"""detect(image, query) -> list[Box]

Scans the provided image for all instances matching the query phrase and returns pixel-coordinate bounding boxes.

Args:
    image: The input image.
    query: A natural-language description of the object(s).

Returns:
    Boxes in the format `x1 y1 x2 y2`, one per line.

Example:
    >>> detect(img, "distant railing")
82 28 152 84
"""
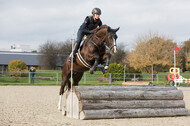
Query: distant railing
0 71 190 86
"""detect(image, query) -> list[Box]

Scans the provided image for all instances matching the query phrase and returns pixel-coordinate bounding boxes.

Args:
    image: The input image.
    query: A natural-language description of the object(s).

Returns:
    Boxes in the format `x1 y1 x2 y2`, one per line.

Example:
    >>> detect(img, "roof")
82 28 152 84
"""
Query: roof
0 51 40 66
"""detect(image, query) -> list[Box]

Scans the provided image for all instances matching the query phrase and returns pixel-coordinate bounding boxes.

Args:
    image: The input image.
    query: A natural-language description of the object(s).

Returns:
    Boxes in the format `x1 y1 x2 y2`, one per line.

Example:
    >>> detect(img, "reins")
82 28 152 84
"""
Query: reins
88 27 109 54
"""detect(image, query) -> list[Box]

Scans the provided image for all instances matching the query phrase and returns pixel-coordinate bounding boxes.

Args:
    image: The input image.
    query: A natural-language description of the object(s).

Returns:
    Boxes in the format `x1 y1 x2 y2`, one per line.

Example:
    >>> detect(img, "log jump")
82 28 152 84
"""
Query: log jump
62 86 188 120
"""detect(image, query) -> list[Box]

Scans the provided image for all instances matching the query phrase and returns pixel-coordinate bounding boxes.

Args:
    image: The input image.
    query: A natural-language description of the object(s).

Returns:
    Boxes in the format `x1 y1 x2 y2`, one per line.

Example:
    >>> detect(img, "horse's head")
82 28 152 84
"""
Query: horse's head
93 25 119 54
105 26 120 54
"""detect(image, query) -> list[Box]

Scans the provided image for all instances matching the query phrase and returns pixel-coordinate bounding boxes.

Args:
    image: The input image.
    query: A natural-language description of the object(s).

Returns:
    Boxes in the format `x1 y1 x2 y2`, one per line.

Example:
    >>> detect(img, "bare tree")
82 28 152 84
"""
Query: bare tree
38 40 72 69
38 41 59 69
110 43 127 64
56 39 72 66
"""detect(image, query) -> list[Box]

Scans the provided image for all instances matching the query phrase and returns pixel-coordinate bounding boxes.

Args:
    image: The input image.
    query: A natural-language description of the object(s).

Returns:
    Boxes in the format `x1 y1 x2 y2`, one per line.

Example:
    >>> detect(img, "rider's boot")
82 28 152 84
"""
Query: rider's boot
68 42 79 62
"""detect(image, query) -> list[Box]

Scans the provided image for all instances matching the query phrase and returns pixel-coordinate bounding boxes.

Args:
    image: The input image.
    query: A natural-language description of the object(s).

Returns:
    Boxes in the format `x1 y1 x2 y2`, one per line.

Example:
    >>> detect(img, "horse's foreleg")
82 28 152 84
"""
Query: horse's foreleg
104 58 110 72
103 53 111 72
90 60 98 74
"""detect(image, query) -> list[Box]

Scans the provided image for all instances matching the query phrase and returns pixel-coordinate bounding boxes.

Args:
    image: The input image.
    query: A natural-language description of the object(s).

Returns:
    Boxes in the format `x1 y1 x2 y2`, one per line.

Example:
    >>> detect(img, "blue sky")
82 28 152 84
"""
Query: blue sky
0 0 190 51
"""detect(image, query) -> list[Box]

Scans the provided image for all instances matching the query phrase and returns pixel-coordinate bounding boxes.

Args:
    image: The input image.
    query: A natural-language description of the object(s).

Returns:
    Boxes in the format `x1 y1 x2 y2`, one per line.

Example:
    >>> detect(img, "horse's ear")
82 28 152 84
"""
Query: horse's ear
114 27 120 32
107 26 111 32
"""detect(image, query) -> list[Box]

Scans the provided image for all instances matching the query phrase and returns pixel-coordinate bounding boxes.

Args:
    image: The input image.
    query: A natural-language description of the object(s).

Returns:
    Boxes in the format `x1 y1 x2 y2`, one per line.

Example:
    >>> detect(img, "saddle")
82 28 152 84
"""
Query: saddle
79 34 93 50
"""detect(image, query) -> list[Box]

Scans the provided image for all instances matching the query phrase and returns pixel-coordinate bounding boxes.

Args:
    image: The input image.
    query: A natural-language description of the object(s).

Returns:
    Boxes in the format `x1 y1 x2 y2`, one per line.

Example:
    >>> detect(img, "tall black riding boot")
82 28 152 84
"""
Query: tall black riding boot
68 42 80 62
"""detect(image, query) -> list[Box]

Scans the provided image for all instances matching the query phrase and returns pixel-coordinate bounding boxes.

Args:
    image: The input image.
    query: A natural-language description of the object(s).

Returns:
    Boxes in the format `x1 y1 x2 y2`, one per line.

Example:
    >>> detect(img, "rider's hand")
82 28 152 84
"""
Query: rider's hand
89 31 94 34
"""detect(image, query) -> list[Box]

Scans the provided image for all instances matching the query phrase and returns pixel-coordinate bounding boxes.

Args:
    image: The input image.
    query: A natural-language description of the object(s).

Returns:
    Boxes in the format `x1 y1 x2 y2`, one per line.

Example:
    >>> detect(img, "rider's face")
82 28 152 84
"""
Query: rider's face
94 14 100 20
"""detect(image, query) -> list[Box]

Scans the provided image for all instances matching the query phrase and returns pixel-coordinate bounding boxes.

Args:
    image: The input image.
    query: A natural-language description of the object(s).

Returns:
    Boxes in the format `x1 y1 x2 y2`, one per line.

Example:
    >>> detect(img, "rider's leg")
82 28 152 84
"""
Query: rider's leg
68 31 84 62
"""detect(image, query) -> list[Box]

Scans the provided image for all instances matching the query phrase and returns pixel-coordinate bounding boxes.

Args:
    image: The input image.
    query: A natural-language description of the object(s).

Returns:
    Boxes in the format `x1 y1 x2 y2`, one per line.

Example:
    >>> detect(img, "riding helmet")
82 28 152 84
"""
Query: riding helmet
92 8 101 15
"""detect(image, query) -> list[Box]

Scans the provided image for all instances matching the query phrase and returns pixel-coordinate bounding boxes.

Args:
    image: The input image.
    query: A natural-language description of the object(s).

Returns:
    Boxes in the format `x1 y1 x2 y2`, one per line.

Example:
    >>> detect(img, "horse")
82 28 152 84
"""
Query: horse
58 25 119 111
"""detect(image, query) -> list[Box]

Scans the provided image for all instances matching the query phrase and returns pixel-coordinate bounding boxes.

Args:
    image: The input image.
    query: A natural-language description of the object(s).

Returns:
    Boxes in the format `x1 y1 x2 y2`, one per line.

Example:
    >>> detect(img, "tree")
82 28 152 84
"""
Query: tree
127 33 178 73
57 40 72 66
39 41 59 69
181 39 190 71
38 40 72 69
110 43 127 64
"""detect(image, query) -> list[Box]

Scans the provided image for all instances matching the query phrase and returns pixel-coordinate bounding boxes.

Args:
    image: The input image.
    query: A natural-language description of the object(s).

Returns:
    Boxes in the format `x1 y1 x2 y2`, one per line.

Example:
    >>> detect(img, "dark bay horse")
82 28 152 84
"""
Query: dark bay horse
58 25 119 110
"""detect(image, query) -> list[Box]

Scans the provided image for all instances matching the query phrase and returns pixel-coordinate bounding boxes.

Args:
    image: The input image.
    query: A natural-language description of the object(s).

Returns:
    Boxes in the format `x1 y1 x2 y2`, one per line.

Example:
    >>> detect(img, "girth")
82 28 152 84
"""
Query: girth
76 49 92 69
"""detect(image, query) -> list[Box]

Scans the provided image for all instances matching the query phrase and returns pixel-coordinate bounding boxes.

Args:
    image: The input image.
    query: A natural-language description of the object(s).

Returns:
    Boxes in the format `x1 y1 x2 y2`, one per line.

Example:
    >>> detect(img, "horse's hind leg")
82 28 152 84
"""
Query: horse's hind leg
58 71 71 111
58 76 68 111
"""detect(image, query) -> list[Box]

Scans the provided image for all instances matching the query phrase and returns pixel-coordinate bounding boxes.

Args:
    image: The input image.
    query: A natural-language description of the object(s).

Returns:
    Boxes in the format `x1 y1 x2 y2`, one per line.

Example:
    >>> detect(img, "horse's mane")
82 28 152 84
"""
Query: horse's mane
83 25 108 47
93 25 108 33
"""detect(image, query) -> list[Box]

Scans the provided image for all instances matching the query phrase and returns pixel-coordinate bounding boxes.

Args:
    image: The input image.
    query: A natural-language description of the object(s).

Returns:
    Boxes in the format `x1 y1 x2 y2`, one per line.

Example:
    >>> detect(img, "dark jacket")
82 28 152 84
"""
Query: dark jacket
30 68 36 76
78 16 102 34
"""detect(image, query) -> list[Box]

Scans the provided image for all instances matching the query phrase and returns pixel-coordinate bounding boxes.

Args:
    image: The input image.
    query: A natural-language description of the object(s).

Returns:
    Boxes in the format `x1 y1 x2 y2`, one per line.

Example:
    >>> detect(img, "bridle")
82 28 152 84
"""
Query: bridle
104 35 117 55
91 27 117 54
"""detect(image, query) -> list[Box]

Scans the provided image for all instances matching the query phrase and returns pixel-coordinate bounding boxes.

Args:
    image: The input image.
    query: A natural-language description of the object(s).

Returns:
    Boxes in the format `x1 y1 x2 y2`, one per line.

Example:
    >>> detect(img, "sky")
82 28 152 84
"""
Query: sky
0 0 190 51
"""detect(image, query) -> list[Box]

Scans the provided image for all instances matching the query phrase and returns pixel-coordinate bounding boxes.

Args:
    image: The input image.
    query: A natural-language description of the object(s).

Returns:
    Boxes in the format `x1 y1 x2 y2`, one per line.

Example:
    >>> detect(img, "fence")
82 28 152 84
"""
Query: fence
0 71 190 86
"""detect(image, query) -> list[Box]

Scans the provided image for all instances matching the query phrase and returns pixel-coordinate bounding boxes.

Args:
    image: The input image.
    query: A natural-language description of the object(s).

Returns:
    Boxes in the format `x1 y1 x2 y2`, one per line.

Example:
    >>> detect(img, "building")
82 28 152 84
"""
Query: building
0 51 40 72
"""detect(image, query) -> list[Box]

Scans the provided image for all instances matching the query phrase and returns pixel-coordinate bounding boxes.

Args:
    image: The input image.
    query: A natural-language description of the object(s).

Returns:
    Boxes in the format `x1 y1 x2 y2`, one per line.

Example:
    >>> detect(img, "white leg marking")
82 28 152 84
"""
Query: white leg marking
113 38 117 53
104 65 109 70
58 95 62 111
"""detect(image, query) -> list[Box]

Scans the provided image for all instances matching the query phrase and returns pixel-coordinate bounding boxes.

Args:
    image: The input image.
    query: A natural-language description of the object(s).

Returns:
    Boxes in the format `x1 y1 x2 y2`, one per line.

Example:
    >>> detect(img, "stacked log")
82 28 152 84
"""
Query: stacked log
63 86 188 120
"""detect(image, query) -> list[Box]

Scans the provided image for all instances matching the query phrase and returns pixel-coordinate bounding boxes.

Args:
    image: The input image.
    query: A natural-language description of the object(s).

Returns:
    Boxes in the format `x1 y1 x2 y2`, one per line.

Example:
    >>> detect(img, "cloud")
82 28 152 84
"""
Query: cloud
0 0 190 51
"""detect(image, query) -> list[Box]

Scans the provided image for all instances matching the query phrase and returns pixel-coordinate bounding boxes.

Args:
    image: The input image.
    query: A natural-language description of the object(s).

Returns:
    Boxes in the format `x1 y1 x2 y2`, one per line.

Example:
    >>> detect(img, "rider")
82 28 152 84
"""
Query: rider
69 8 102 62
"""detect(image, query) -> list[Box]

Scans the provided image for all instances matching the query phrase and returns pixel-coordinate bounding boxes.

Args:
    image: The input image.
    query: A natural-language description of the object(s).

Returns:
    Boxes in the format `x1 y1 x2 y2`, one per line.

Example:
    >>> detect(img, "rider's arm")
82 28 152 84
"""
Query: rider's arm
98 19 102 27
79 17 92 34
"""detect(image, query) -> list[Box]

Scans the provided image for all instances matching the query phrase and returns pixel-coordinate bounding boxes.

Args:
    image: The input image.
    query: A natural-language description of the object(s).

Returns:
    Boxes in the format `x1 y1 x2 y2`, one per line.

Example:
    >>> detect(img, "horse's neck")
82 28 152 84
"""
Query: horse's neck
93 30 107 46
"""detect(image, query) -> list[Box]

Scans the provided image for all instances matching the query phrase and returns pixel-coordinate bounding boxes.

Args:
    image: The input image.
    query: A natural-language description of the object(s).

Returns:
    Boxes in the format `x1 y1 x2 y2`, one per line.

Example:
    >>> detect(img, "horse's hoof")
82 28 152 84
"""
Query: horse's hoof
58 108 62 112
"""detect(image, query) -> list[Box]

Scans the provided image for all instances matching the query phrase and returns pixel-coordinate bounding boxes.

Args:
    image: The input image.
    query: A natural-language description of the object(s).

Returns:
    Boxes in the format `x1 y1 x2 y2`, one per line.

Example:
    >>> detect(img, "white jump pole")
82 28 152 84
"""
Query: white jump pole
174 49 176 87
70 35 74 117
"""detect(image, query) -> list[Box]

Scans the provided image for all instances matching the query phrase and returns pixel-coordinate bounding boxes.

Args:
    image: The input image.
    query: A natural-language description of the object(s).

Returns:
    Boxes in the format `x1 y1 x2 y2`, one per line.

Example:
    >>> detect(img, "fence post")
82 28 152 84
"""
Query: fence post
124 64 126 82
134 74 136 82
109 73 111 84
29 72 30 84
157 74 158 84
84 73 86 84
57 72 59 85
